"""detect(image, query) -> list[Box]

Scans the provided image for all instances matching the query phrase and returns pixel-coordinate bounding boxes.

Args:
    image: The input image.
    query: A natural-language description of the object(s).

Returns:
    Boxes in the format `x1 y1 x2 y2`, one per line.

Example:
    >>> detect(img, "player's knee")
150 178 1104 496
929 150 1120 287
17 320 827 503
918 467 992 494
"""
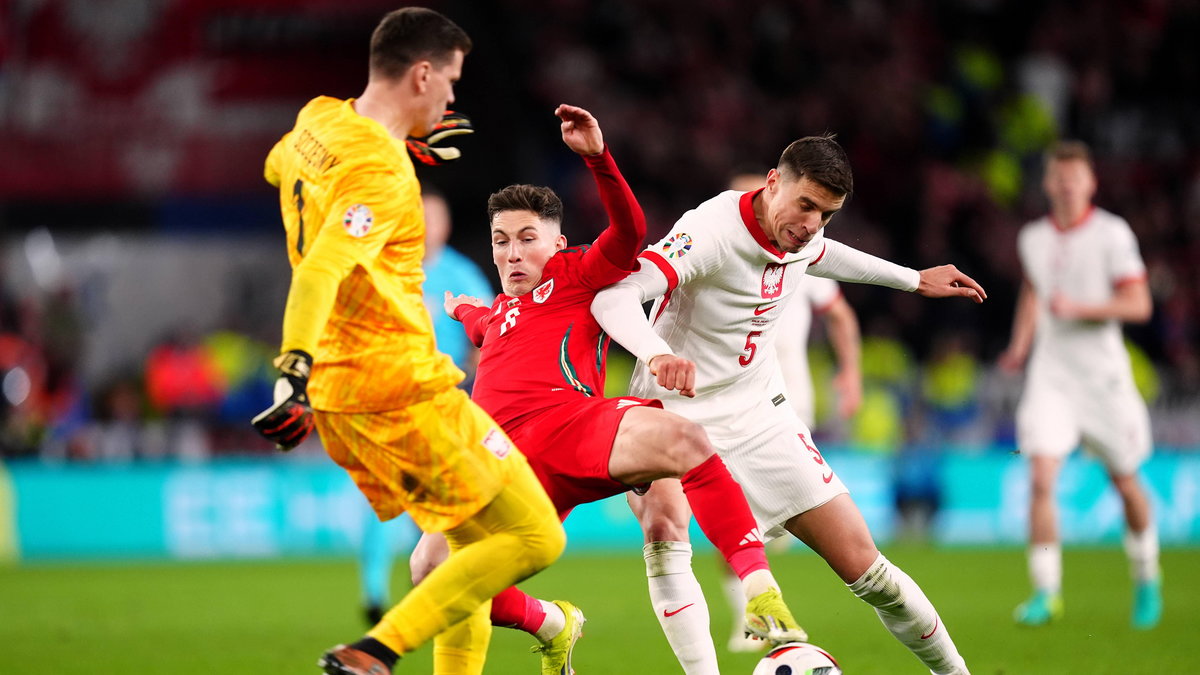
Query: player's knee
639 505 691 541
643 520 689 542
1109 472 1143 500
1030 474 1056 498
1108 470 1132 487
839 544 883 584
848 555 903 606
1029 457 1061 494
667 418 714 474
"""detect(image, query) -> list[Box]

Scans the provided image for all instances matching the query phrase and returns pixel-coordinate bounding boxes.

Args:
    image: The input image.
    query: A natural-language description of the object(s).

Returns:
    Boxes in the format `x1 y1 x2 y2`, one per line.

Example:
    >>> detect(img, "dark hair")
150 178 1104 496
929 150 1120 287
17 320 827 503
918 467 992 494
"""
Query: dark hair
1045 140 1093 169
777 134 854 197
487 184 563 225
369 8 472 80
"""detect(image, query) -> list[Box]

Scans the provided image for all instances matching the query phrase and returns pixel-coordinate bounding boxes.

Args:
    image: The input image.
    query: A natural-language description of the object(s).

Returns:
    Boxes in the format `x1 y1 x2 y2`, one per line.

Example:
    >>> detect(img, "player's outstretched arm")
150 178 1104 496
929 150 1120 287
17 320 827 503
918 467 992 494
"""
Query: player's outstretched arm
556 104 603 156
808 239 985 302
807 239 921 290
916 265 987 303
557 104 648 275
445 291 490 347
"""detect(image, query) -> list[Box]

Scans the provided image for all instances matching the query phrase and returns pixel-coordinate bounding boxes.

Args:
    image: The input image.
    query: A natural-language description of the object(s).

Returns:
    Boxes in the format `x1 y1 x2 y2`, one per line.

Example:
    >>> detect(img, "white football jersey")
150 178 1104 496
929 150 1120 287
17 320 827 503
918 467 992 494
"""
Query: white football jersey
776 276 842 425
1018 206 1147 382
628 189 828 438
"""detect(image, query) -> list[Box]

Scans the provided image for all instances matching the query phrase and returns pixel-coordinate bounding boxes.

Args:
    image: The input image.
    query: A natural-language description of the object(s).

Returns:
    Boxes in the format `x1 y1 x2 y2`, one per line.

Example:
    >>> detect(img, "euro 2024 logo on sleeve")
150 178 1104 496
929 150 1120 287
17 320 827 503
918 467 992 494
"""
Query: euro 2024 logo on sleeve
343 204 373 237
662 233 693 259
481 428 512 459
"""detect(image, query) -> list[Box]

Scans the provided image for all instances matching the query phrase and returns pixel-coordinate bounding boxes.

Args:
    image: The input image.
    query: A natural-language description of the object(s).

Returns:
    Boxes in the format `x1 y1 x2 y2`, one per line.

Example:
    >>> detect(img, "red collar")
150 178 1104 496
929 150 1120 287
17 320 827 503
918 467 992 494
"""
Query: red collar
739 189 786 260
1050 204 1095 232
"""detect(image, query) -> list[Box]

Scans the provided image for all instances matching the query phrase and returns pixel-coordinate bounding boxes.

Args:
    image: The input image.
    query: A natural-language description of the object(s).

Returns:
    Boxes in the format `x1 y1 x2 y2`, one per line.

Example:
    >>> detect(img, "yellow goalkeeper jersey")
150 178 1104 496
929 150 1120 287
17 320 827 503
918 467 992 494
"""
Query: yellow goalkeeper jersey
265 96 463 412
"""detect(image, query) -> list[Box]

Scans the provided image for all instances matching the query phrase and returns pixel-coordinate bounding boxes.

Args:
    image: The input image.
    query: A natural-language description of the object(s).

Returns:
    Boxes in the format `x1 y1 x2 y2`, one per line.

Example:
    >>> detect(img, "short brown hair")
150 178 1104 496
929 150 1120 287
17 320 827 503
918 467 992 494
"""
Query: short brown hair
487 185 563 225
369 8 472 80
777 134 854 197
1045 140 1093 169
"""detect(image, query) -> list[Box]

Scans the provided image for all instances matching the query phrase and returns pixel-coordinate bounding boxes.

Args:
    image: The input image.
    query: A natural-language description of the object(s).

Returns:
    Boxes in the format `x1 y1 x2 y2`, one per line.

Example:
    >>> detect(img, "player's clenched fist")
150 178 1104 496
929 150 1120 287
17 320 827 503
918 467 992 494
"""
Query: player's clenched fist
647 353 697 398
251 350 315 451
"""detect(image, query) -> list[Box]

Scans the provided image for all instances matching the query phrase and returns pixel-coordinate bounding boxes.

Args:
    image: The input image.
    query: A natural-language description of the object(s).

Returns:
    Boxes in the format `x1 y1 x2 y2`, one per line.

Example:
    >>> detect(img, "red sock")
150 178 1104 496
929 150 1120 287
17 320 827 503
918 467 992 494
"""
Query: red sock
490 586 547 634
680 454 769 579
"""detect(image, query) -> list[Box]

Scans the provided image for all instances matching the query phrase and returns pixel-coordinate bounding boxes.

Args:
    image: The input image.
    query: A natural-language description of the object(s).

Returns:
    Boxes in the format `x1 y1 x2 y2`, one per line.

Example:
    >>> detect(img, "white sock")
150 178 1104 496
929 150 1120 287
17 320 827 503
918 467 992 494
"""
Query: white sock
1123 526 1160 583
848 553 968 675
1028 543 1062 594
533 600 565 643
644 541 719 675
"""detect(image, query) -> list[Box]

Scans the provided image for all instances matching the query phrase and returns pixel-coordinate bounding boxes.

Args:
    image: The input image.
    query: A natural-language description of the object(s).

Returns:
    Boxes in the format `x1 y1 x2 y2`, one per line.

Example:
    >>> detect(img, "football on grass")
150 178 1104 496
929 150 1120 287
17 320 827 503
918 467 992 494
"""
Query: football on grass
751 642 842 675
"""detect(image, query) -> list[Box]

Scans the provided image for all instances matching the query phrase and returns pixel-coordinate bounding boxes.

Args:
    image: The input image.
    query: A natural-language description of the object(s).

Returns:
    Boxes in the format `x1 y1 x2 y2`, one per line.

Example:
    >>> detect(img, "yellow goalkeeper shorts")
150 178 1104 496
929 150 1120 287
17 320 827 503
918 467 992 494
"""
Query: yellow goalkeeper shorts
315 386 532 532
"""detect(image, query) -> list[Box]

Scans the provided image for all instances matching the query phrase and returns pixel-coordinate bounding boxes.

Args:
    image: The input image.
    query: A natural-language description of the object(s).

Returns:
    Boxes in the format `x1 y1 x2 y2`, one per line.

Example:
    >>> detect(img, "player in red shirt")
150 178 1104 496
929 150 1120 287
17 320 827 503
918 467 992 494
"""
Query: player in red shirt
411 104 806 675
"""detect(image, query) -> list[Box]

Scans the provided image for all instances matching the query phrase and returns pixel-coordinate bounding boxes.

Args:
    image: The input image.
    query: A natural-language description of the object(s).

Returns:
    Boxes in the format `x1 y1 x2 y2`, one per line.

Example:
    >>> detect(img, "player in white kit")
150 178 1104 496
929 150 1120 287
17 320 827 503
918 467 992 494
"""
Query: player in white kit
998 141 1161 630
719 173 864 653
591 135 980 675
726 174 863 427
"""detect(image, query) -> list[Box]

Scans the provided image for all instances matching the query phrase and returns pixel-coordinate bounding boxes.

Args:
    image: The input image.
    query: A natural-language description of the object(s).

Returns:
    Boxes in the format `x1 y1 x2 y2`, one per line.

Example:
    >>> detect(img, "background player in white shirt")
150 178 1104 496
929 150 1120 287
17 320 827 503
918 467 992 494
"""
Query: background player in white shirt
998 141 1161 630
776 276 862 423
592 135 981 675
720 173 864 653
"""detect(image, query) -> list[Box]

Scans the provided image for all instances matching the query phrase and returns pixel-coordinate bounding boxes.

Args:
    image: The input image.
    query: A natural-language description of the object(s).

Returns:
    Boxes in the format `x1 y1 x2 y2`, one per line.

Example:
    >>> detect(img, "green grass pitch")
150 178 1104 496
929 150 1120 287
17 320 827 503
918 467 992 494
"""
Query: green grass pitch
3 546 1197 673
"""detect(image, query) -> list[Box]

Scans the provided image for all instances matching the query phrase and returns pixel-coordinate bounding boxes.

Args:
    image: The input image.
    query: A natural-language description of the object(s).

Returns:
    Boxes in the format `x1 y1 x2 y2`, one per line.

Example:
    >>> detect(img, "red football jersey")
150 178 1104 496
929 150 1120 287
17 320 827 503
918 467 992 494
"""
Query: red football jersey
455 147 646 431
464 245 630 429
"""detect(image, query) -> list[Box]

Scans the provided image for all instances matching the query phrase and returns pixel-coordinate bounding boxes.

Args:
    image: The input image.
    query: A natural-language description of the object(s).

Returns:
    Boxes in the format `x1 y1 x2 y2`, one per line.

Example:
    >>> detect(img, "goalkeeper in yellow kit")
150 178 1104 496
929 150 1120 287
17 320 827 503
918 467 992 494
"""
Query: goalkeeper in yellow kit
251 8 564 675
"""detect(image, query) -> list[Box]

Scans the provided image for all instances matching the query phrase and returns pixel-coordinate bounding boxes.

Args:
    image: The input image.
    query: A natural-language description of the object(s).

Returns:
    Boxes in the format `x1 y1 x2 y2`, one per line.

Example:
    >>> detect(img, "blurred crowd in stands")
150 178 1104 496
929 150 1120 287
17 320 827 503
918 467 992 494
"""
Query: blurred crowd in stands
0 284 279 459
1 0 1198 461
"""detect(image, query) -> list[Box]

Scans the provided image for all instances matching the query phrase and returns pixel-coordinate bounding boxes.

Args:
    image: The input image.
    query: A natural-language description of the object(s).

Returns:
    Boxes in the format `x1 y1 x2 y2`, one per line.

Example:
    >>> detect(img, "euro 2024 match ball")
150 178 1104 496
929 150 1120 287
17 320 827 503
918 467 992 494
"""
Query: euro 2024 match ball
751 642 842 675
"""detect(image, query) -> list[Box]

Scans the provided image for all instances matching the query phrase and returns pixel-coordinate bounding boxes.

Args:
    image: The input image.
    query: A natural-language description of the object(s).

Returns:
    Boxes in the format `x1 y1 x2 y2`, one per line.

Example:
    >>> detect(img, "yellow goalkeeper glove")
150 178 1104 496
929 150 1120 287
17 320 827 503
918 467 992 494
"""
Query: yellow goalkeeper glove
251 350 315 451
406 110 473 165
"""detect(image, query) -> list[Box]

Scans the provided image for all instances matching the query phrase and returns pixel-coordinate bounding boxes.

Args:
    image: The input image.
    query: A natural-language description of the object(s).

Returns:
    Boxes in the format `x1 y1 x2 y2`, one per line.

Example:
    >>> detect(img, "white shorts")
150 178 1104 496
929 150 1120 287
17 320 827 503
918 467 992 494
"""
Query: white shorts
705 398 848 542
1016 371 1151 476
